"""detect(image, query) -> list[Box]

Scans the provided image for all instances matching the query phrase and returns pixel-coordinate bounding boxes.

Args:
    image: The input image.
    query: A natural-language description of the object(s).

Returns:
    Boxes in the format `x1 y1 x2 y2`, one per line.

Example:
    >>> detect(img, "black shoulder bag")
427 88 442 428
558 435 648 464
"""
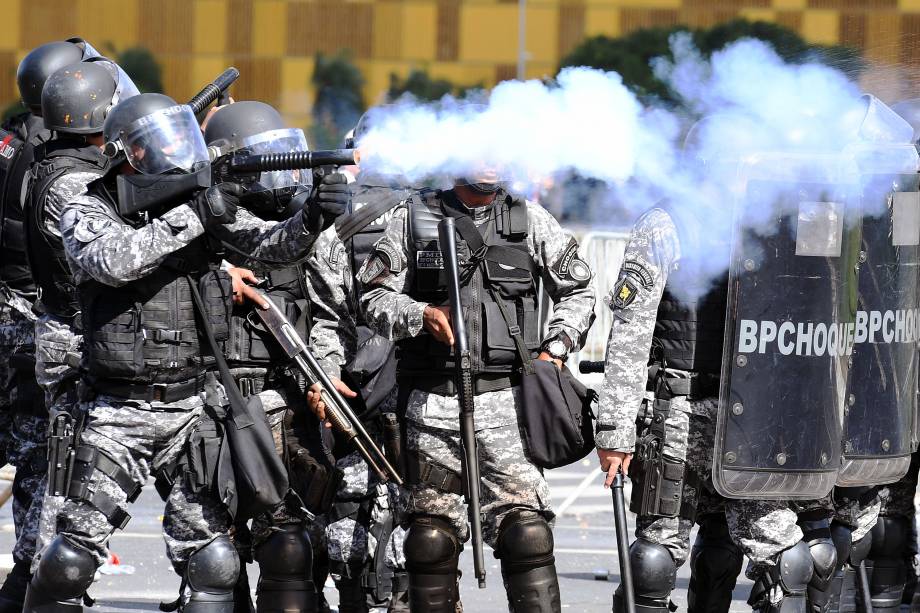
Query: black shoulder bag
186 272 290 521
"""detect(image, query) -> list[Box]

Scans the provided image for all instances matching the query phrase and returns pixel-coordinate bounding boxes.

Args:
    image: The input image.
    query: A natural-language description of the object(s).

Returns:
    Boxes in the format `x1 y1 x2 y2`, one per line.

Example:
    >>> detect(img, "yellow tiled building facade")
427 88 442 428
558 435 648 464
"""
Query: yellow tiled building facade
4 0 920 126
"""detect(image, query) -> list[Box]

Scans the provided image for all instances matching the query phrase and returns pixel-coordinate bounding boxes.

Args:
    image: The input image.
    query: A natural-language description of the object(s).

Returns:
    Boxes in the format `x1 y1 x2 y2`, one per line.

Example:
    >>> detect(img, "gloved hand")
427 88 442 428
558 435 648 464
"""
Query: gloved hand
305 171 350 233
194 182 241 228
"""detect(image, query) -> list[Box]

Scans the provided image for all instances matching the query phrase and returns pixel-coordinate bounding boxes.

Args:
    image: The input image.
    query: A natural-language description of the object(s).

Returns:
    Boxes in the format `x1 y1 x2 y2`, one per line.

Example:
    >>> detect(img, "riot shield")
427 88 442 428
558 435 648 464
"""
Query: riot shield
713 153 861 500
837 144 920 486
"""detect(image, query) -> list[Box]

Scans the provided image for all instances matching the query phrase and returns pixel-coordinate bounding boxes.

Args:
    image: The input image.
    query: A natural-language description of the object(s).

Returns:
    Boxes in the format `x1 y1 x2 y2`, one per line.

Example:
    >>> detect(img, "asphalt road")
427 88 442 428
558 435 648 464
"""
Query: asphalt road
0 456 756 612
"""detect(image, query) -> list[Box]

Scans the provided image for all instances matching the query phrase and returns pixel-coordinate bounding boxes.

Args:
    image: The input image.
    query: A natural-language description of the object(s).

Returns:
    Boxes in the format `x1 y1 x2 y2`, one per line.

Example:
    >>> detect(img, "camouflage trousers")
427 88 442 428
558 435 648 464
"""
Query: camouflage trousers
0 302 48 564
833 487 881 542
33 314 84 558
405 402 553 546
45 392 233 574
635 396 802 576
249 387 317 551
325 449 406 580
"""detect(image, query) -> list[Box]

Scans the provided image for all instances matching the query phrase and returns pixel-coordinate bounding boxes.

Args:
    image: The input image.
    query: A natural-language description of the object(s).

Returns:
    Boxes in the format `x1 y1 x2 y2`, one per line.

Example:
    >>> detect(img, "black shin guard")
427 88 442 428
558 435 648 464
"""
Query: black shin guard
868 517 911 613
23 536 97 613
183 536 240 613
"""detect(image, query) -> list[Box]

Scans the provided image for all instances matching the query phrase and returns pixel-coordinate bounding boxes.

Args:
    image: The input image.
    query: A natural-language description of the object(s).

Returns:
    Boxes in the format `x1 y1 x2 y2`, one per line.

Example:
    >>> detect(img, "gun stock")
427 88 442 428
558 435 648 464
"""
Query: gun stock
438 216 487 589
251 289 402 485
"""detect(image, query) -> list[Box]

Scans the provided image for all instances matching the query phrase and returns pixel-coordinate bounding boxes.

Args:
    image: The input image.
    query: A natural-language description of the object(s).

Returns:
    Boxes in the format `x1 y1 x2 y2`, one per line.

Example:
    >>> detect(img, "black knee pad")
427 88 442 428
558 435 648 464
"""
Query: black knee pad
631 540 678 598
30 536 96 601
495 510 555 574
256 525 313 581
184 535 240 613
255 525 316 613
404 516 461 575
749 541 813 612
871 517 911 559
689 514 743 613
404 517 461 613
495 511 560 613
829 521 853 572
801 519 836 589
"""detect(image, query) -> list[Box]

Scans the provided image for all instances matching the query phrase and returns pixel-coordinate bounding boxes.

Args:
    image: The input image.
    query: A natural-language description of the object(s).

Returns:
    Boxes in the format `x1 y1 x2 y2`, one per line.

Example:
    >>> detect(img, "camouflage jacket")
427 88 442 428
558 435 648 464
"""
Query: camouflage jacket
596 207 683 452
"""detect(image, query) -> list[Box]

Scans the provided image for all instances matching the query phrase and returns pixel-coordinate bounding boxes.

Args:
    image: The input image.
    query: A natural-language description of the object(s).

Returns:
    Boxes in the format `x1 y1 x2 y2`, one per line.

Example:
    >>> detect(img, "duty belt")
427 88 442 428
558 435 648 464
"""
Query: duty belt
647 366 718 400
401 373 519 396
92 375 207 403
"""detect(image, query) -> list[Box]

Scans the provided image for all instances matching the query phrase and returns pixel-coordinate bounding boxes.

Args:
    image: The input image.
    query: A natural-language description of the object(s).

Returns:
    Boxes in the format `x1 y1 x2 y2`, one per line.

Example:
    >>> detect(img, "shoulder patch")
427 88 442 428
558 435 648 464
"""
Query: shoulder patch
612 277 638 309
621 260 653 289
553 237 591 282
377 239 405 274
358 256 387 286
327 240 346 267
72 215 113 243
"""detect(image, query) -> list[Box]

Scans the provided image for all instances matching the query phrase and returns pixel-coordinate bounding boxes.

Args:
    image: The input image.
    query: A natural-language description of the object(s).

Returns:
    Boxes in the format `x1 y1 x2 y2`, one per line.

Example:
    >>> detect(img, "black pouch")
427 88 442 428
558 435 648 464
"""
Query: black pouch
10 350 45 416
518 359 597 469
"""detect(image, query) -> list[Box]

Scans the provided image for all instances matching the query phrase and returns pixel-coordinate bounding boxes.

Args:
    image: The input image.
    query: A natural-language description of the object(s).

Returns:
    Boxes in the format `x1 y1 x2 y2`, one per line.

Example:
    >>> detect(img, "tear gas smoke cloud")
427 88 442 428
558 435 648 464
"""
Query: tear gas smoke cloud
357 33 919 297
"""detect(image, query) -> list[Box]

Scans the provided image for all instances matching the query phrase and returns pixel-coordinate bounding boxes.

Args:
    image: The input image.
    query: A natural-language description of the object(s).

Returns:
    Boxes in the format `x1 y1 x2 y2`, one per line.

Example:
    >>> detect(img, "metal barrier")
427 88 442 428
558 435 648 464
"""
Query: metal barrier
571 230 629 366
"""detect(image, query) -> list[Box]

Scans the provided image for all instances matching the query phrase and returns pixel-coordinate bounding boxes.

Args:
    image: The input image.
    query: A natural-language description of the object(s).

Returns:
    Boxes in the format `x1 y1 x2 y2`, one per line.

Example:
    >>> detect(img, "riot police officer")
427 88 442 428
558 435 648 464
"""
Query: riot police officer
203 100 353 613
23 92 326 613
349 168 596 612
0 38 102 612
321 109 413 613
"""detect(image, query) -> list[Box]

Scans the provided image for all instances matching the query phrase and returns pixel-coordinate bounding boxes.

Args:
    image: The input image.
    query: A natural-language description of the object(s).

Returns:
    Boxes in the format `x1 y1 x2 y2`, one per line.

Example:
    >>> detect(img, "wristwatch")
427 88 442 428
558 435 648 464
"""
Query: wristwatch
542 338 569 361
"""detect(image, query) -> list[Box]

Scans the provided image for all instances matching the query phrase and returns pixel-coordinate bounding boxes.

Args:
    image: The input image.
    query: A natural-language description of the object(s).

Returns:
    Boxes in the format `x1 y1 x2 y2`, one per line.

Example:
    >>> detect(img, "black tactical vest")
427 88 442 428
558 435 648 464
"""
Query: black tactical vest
25 138 108 318
225 264 311 367
651 206 729 375
399 190 541 377
344 182 409 280
78 180 233 385
0 113 50 296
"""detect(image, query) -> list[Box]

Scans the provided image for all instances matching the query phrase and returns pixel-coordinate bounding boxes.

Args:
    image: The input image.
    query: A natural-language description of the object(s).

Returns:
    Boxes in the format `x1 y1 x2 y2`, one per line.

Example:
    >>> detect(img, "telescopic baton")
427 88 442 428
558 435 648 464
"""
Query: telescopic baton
187 67 240 115
613 470 636 613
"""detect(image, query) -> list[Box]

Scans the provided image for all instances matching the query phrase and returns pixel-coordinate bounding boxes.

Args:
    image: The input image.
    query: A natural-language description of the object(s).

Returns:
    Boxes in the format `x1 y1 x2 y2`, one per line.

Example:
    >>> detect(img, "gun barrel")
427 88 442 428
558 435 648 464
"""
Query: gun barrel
230 149 357 174
187 67 240 115
292 351 403 485
612 472 636 613
579 360 605 374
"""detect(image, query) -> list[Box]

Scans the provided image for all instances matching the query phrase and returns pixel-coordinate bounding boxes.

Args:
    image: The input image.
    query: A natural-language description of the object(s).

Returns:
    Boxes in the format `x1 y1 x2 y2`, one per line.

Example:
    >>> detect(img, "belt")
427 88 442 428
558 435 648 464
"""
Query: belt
92 375 206 403
647 367 719 400
402 373 518 396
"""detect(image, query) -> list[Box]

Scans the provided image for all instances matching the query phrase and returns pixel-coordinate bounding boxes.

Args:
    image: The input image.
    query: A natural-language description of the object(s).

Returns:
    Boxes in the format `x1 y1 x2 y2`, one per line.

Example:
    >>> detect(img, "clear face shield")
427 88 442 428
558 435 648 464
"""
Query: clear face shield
118 105 210 175
227 128 313 193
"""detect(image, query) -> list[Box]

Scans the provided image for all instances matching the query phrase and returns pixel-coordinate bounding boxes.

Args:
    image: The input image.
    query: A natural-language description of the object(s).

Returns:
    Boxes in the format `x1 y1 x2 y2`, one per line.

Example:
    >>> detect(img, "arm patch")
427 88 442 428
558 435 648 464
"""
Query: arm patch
553 237 591 282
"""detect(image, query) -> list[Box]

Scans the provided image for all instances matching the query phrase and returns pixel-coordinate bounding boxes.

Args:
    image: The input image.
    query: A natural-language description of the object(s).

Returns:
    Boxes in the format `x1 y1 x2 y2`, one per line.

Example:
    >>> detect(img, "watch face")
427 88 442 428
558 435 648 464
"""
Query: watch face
549 340 566 358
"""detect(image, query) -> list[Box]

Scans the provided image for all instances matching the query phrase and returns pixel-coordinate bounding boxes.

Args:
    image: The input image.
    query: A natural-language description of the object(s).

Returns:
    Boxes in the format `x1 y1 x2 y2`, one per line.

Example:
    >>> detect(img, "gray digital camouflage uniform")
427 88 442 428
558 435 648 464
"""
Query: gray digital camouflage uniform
41 191 319 574
307 227 407 603
595 207 802 578
359 197 596 546
245 227 356 551
32 169 103 557
0 285 45 564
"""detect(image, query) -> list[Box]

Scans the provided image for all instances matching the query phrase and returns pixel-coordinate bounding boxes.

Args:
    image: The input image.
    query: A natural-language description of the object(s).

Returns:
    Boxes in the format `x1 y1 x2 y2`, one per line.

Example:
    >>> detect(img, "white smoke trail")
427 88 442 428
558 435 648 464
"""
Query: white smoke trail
357 33 918 296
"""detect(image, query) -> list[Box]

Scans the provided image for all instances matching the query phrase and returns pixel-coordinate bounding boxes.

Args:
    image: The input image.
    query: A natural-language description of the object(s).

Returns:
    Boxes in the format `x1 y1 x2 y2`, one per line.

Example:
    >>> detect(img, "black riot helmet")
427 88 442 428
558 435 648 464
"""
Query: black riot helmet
103 93 209 175
205 100 312 218
17 38 100 115
41 59 139 135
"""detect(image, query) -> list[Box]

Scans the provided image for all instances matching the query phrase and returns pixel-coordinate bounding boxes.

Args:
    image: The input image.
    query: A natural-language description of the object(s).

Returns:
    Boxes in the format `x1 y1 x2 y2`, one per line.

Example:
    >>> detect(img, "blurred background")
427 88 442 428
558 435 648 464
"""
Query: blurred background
1 0 914 149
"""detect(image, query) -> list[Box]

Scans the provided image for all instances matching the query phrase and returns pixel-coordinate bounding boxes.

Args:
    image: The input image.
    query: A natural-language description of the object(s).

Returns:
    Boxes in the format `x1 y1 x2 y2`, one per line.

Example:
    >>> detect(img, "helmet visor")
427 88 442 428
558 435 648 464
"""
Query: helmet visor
239 128 312 192
121 105 209 175
86 58 140 105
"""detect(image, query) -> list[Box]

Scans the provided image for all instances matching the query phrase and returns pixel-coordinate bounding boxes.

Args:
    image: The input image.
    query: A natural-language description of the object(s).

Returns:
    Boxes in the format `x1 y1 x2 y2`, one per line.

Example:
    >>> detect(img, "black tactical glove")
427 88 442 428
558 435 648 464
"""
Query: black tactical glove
193 182 241 228
305 171 350 233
